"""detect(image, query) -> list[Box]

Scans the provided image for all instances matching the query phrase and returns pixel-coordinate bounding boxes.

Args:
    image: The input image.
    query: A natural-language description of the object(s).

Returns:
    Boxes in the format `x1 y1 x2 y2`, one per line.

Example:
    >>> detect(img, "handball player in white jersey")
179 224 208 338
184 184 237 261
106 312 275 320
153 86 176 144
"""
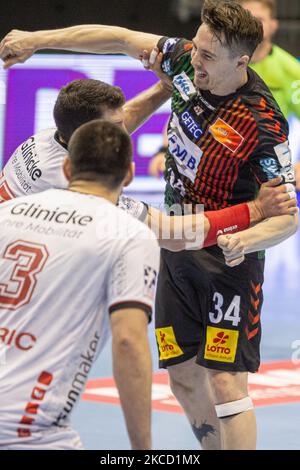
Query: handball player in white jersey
0 77 172 201
0 119 159 450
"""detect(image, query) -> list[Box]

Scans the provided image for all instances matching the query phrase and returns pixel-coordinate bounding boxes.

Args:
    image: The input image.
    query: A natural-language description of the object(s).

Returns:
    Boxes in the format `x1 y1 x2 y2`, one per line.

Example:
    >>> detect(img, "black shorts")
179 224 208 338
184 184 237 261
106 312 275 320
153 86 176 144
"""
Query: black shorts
155 246 265 373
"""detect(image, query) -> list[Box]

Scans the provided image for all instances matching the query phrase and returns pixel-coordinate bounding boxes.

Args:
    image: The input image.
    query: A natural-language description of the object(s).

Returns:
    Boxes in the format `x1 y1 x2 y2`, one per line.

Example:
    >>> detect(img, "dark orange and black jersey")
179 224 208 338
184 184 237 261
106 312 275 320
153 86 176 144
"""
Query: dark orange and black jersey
158 37 295 211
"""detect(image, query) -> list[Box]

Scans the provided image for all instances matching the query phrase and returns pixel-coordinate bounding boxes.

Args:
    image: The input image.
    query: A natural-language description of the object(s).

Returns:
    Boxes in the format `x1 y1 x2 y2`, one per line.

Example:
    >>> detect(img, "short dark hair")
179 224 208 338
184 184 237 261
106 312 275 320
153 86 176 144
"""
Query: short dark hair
201 0 264 58
68 119 132 190
54 79 125 143
237 0 277 18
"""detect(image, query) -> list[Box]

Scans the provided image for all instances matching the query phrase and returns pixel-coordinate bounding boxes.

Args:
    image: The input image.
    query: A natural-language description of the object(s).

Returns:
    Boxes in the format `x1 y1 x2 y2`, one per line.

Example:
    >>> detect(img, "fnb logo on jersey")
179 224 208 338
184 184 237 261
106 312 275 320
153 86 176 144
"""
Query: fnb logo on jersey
209 118 244 153
155 327 184 360
204 326 239 363
168 114 203 183
173 72 196 102
18 371 53 438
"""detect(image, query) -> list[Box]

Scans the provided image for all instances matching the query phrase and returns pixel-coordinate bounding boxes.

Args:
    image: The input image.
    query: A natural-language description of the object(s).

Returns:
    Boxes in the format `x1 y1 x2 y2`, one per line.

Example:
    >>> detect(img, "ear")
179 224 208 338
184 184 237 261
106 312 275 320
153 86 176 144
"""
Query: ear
63 156 72 182
270 18 278 36
237 55 250 70
123 162 135 188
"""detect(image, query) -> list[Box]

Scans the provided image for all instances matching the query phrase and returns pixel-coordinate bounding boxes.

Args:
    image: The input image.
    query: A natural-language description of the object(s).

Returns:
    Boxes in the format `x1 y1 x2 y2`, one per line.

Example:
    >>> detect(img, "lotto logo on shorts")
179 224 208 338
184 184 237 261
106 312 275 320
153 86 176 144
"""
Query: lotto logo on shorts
204 327 239 363
155 327 184 360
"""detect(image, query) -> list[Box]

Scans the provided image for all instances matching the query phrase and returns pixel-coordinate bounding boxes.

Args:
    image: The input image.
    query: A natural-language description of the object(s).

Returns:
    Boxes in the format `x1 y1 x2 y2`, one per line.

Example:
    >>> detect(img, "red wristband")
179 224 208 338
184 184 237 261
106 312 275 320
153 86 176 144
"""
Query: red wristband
203 203 250 248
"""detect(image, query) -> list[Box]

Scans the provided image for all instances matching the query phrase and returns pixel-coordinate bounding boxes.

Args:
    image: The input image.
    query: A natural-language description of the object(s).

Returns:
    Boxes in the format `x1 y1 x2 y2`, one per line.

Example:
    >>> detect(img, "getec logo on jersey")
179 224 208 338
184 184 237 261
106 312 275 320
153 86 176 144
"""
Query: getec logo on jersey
204 326 239 363
209 118 244 153
179 111 203 140
155 326 184 360
173 72 196 102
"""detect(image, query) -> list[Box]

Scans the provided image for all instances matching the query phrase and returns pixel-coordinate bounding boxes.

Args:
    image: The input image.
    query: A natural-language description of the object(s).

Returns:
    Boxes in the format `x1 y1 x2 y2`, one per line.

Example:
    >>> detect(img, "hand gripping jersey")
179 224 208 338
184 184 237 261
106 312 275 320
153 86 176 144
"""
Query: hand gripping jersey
0 189 159 448
1 128 68 201
158 37 295 211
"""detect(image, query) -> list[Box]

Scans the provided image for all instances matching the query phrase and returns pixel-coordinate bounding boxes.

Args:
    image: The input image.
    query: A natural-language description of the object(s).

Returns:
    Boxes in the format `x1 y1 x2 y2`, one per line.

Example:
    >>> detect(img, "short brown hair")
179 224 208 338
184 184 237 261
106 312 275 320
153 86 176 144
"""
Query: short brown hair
201 0 264 57
68 120 132 190
237 0 277 18
54 79 125 143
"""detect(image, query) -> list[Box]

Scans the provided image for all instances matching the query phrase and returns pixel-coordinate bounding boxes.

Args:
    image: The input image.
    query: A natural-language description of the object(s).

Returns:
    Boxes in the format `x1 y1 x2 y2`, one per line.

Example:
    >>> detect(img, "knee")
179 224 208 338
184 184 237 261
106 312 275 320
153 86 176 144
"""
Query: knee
209 371 247 404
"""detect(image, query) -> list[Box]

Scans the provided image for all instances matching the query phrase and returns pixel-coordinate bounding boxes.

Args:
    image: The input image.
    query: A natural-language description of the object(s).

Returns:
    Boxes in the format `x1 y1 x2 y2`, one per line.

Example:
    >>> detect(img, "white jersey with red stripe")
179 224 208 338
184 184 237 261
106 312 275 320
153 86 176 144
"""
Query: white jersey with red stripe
1 128 68 202
0 188 159 448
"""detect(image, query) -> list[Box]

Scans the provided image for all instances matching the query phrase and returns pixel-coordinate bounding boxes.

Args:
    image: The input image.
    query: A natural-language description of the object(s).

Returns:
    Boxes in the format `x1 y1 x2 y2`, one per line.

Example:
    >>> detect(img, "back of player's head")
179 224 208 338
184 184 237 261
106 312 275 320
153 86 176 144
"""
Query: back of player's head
54 79 125 144
68 119 132 190
201 0 264 58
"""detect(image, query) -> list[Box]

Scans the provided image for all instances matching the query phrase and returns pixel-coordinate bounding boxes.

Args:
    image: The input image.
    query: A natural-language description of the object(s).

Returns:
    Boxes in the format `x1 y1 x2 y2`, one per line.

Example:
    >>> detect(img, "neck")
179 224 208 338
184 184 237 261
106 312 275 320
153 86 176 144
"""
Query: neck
68 180 120 205
210 70 248 96
251 40 273 63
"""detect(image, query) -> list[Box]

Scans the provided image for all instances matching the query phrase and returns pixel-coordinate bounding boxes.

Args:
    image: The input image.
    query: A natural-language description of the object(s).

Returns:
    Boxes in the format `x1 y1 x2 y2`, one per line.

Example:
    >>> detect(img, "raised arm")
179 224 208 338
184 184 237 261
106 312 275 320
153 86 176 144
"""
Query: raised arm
0 26 162 68
124 52 172 133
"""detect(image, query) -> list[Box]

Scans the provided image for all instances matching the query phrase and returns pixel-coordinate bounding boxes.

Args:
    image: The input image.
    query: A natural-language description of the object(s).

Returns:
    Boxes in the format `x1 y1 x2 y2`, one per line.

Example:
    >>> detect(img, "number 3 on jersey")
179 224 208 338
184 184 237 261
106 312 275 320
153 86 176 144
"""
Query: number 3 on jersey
209 292 241 327
0 241 49 310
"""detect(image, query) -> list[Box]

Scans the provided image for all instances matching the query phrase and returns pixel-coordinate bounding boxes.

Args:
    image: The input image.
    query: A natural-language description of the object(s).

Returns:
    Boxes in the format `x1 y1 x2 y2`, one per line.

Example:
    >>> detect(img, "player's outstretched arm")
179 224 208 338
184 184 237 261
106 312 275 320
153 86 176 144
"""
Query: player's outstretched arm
124 52 172 134
0 26 161 68
145 177 297 251
118 177 297 251
111 308 152 450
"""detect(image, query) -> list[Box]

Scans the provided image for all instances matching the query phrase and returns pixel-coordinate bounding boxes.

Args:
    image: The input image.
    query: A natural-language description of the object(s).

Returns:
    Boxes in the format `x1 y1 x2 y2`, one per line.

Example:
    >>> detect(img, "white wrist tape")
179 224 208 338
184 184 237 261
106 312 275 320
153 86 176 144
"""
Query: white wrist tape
118 195 148 223
149 49 159 65
215 396 254 419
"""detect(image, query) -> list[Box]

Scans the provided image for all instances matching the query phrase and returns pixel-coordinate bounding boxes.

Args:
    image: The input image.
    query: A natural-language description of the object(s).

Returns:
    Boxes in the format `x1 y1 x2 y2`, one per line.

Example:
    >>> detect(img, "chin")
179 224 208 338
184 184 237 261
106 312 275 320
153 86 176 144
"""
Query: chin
194 76 210 90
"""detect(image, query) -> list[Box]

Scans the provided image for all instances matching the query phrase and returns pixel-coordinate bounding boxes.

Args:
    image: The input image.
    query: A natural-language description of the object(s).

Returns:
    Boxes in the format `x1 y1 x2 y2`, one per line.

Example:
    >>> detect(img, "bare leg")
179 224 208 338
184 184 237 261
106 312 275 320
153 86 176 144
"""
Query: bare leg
208 369 256 450
168 357 221 450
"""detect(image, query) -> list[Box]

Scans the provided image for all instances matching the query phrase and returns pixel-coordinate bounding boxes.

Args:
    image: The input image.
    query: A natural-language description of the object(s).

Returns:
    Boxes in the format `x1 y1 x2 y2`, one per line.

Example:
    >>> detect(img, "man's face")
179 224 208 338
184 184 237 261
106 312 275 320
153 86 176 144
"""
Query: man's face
101 106 126 131
242 1 277 42
191 23 244 92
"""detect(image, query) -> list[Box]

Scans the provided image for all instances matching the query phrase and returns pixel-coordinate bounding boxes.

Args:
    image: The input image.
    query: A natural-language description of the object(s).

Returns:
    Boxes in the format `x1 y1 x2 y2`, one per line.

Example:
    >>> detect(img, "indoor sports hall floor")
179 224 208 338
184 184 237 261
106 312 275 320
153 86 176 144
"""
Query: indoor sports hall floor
71 188 300 450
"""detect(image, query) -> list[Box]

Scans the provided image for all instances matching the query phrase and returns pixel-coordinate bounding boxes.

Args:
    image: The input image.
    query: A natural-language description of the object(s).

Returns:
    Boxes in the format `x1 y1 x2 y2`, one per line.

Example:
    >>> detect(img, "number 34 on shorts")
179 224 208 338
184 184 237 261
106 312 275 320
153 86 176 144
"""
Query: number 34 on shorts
204 292 241 363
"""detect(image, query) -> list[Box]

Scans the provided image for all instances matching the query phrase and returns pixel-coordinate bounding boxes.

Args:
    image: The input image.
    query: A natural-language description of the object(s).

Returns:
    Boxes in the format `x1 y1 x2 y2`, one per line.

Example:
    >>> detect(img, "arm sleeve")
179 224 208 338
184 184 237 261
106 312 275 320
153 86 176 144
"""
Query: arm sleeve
249 115 295 185
157 36 193 77
107 234 160 322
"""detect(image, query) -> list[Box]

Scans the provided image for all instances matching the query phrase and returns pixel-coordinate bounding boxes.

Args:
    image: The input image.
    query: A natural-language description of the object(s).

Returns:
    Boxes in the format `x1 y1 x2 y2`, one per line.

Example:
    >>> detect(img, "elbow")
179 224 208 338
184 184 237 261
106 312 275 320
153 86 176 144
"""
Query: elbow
113 333 146 356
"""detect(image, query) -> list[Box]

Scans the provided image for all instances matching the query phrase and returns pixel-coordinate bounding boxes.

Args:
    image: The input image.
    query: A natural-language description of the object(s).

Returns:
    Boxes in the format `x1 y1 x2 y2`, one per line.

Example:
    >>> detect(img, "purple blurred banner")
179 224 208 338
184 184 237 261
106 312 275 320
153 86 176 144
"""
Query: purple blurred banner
2 57 170 176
